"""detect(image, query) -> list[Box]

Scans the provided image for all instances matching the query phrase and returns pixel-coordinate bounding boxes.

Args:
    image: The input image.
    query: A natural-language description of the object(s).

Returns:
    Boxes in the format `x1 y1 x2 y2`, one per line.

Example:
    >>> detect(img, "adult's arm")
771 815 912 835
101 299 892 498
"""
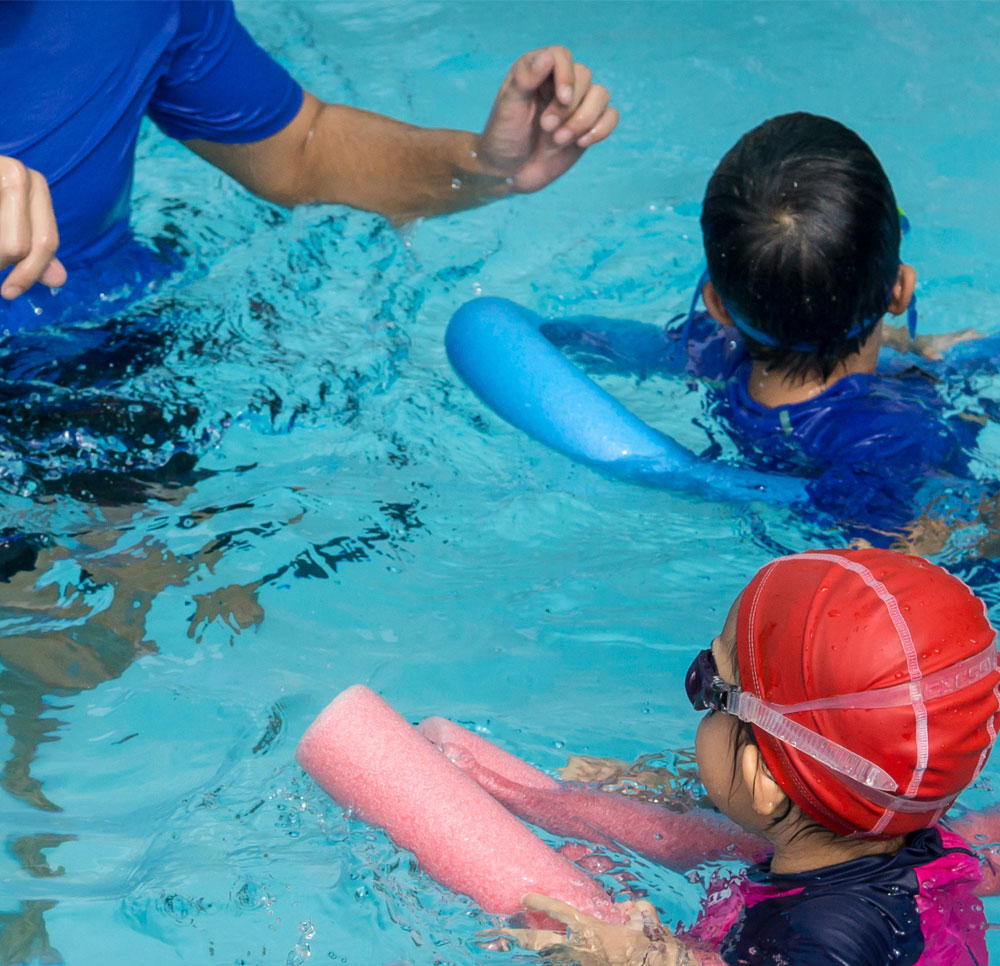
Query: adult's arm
183 46 618 222
0 156 66 300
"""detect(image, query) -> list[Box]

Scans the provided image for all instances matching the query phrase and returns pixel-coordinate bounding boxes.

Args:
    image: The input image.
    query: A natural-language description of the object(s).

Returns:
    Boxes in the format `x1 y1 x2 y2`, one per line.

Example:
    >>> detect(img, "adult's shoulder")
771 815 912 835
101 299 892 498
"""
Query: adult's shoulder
149 0 302 145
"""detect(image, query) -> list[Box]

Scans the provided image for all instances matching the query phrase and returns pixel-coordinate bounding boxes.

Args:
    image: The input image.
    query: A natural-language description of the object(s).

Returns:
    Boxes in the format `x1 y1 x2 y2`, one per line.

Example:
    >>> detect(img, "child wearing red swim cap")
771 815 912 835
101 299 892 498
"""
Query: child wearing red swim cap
471 549 1000 964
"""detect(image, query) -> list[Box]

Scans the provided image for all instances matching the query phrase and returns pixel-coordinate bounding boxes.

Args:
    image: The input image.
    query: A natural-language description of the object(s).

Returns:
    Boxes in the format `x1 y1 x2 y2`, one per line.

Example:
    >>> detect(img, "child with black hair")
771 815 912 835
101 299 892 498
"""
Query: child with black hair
483 112 986 547
699 111 916 390
684 112 977 546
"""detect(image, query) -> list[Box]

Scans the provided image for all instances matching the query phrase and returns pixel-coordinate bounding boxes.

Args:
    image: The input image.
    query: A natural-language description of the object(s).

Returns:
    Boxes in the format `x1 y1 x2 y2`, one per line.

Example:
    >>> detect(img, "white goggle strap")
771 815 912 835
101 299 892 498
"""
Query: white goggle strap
733 645 1000 799
730 691 899 793
766 645 998 716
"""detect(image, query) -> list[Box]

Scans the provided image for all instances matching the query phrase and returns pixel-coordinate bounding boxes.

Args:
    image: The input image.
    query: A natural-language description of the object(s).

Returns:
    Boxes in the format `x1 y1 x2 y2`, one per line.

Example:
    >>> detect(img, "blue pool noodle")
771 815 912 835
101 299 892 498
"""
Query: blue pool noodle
446 297 808 505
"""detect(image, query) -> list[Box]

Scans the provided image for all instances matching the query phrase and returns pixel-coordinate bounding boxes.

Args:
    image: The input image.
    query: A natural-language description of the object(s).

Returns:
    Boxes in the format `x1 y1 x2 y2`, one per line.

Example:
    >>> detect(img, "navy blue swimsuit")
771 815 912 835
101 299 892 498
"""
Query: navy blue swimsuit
701 828 986 966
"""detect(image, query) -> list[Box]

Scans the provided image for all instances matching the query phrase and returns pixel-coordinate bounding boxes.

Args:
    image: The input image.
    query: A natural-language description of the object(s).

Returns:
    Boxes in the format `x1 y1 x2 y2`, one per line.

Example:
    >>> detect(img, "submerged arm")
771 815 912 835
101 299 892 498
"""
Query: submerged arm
540 309 739 381
540 315 683 378
881 324 981 361
504 894 723 966
467 760 765 869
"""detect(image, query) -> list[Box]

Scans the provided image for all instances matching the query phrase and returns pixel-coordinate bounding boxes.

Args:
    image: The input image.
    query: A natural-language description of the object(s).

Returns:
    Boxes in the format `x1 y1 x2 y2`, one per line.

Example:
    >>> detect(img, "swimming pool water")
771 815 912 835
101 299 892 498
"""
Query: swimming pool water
2 2 1000 963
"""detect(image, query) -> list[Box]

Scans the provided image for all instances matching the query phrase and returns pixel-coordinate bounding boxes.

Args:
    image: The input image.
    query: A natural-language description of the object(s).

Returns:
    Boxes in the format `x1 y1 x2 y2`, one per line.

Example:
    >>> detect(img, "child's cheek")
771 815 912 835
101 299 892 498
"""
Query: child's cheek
695 712 741 815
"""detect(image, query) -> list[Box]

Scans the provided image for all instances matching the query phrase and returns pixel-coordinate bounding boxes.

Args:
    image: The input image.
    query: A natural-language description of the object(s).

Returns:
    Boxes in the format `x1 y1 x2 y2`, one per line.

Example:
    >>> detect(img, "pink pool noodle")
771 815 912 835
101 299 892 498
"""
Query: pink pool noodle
418 721 1000 893
296 685 625 921
417 716 561 790
419 717 766 869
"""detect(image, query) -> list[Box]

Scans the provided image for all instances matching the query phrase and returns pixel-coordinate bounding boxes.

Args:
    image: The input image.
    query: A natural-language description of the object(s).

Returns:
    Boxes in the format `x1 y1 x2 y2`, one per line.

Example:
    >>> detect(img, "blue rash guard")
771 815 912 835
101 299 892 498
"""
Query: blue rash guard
543 311 981 544
683 313 981 543
0 0 303 335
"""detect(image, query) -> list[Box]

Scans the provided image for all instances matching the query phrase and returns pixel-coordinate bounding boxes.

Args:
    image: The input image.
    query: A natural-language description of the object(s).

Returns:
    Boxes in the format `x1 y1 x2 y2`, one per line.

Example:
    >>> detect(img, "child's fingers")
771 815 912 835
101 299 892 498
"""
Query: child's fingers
629 899 662 922
521 892 602 930
498 926 567 952
39 255 67 289
473 932 512 953
0 162 63 299
627 898 673 938
0 157 32 272
915 327 981 360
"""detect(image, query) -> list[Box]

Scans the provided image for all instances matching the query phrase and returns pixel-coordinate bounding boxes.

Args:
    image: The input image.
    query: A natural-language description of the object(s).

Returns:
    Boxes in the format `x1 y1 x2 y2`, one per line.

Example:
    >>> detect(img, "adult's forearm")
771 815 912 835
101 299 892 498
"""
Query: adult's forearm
188 93 512 222
294 101 513 220
188 44 617 223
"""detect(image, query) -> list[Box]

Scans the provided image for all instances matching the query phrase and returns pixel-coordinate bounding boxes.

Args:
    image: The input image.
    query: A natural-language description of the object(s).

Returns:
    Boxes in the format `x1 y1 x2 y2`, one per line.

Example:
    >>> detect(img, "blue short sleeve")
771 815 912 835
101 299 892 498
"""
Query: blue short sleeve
148 0 303 144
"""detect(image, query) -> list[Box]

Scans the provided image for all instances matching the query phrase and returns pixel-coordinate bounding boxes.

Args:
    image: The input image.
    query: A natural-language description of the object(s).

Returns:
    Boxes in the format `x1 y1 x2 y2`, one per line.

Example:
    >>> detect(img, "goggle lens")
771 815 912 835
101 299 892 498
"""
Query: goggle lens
685 648 719 711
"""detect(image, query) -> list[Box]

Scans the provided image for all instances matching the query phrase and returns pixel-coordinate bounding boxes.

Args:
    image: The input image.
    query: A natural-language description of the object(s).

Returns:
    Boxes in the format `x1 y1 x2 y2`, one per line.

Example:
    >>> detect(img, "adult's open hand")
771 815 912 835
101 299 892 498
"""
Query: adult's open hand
0 156 66 300
477 46 619 194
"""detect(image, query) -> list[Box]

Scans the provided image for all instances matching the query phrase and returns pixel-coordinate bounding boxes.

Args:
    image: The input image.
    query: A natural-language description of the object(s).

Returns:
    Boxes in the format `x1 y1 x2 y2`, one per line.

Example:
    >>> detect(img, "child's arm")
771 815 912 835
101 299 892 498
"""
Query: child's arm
501 894 723 966
540 311 739 382
419 717 766 869
469 758 766 868
539 315 685 378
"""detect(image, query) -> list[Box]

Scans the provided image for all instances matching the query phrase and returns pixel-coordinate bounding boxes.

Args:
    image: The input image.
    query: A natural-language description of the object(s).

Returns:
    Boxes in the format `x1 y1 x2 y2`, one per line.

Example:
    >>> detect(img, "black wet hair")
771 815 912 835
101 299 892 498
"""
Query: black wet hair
701 112 902 382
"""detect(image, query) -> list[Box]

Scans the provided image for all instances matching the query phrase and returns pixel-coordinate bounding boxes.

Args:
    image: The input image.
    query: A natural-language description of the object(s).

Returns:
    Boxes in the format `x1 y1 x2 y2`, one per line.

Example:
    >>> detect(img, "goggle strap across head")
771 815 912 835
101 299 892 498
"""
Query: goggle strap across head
766 645 998 715
729 690 898 793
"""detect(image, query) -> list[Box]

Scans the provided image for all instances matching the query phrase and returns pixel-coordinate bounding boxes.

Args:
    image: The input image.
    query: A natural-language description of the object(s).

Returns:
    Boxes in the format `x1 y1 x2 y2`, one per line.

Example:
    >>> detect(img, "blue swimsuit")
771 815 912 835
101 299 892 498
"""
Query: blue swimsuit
0 0 302 334
544 311 981 544
684 314 980 543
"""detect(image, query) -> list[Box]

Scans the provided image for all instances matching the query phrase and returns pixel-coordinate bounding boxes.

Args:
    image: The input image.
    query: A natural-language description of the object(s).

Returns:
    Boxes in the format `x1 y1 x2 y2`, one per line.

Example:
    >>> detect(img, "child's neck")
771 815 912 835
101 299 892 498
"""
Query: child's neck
768 830 905 876
746 323 882 409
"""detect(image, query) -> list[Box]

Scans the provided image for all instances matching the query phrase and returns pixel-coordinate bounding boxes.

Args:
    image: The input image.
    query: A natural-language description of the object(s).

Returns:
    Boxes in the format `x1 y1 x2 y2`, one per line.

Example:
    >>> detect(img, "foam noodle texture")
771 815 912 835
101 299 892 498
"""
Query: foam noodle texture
446 297 808 505
417 716 560 791
419 717 766 869
296 685 623 920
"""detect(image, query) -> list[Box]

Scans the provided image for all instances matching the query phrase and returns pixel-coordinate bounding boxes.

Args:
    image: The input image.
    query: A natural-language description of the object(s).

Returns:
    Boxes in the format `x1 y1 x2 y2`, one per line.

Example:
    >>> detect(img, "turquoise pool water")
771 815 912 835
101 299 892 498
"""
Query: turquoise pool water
2 1 1000 963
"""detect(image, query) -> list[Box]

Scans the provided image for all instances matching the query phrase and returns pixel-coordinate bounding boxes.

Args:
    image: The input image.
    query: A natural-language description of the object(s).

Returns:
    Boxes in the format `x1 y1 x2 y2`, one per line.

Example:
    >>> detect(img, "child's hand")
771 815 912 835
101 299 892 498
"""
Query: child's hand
913 329 980 360
499 893 690 966
881 324 980 360
557 755 631 783
557 753 687 806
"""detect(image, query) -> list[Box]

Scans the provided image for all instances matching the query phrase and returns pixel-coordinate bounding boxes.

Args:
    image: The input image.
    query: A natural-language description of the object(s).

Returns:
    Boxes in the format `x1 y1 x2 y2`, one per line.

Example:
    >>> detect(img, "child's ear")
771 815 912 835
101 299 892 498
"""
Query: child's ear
886 264 917 316
740 744 788 818
702 281 735 327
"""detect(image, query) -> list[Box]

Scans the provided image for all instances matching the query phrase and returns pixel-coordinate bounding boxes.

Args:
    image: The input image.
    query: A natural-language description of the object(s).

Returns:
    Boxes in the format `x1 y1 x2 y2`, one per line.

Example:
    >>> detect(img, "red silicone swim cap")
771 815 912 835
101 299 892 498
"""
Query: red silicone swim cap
738 548 1000 837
